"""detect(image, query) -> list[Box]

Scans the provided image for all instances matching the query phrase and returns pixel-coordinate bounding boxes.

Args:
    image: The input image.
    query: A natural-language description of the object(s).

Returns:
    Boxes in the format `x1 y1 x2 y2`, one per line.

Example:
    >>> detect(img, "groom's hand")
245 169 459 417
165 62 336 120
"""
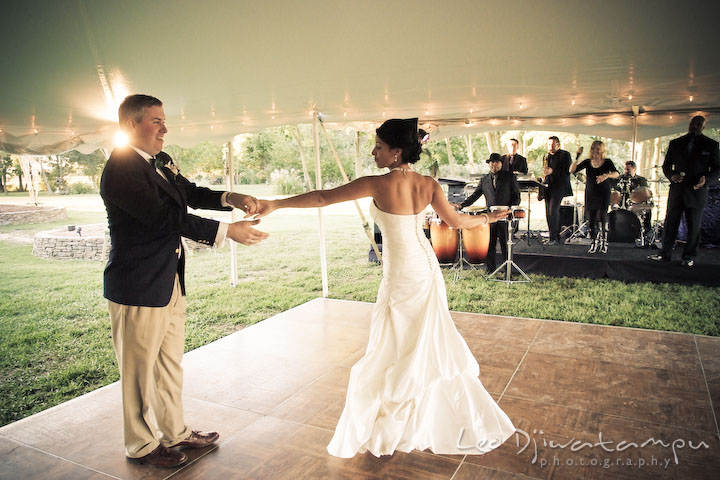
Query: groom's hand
227 193 259 215
227 219 268 246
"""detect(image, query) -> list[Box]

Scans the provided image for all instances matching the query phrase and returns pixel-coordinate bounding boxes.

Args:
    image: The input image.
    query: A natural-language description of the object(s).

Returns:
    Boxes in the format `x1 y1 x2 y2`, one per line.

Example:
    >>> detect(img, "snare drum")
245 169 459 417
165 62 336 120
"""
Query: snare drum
610 190 622 207
462 210 490 263
429 214 458 263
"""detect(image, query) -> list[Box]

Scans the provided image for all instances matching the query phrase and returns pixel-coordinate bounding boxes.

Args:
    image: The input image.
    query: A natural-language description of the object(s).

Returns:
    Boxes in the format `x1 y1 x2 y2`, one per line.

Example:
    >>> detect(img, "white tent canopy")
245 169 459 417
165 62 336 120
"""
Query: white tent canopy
2 0 720 155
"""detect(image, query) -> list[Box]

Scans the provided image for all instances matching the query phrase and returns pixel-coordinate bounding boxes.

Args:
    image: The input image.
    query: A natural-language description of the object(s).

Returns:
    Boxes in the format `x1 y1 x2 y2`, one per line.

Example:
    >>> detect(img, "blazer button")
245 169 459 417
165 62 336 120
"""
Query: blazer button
175 248 180 254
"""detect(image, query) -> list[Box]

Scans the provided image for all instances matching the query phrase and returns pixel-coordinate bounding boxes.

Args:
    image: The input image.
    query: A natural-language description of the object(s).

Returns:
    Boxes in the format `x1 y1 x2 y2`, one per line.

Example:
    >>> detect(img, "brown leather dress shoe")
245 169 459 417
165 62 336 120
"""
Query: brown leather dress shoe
173 430 220 449
127 444 188 468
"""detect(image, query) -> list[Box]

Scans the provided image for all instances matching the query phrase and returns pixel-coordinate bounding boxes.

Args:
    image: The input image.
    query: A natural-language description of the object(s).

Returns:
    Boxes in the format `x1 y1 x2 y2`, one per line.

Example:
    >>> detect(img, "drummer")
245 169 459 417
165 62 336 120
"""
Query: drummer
619 160 649 190
619 160 652 234
451 153 520 273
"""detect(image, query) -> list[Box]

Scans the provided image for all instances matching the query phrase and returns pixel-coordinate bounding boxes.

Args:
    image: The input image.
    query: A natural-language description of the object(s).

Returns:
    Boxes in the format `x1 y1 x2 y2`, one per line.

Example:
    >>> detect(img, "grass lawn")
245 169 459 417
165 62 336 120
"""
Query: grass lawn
1 192 719 427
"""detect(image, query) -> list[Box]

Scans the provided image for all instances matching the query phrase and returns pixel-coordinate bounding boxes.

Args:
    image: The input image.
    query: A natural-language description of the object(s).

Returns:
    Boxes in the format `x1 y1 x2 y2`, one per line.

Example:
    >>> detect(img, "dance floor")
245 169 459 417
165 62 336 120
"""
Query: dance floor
1 298 718 479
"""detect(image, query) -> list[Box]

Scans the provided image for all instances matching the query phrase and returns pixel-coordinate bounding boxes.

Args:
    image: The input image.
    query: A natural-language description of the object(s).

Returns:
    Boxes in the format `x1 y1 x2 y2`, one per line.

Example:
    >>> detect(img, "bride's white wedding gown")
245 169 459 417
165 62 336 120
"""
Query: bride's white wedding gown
327 202 515 458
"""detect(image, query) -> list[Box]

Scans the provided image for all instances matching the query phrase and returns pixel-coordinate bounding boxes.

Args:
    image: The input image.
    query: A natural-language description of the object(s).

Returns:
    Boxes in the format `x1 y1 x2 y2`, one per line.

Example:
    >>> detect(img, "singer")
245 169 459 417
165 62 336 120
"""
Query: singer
649 116 720 267
541 136 573 245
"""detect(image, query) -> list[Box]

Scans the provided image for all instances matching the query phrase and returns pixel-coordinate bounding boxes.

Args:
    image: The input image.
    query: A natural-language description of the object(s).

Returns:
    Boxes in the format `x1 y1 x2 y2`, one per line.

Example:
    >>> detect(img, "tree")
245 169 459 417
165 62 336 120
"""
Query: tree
0 153 12 193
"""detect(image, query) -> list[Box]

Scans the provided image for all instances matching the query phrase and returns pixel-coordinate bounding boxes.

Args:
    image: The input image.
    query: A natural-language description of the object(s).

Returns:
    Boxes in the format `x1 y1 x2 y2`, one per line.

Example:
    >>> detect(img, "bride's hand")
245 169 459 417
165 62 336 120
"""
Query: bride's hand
253 199 277 218
487 209 511 223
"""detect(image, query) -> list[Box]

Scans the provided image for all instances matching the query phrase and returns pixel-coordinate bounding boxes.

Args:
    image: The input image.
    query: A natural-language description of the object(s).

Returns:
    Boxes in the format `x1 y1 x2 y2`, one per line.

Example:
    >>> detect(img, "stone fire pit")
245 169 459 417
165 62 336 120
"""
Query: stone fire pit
33 224 109 261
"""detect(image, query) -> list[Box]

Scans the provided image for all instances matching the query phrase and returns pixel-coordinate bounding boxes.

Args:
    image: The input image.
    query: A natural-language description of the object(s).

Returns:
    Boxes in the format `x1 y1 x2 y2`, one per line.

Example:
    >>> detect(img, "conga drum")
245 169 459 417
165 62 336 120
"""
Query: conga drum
430 214 458 263
462 207 492 264
511 206 526 219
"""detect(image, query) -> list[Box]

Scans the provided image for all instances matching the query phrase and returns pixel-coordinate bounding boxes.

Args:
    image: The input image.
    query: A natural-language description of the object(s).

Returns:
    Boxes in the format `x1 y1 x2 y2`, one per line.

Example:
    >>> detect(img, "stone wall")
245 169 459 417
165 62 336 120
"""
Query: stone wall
32 225 109 261
0 205 67 225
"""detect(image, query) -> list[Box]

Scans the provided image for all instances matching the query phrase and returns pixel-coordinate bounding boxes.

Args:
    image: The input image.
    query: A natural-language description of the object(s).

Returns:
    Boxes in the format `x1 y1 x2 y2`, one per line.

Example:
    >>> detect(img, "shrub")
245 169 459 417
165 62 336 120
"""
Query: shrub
69 182 96 194
270 168 304 194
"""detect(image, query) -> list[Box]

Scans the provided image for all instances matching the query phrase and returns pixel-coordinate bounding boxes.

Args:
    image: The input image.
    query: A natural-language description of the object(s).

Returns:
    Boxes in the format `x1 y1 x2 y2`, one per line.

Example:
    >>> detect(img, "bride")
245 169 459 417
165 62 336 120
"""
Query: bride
256 118 515 458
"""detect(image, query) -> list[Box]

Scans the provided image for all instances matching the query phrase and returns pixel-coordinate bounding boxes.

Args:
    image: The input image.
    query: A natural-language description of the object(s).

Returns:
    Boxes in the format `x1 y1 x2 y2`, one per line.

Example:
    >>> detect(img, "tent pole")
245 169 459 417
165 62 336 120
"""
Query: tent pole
289 126 313 191
319 121 382 263
445 137 456 176
354 130 362 179
226 141 238 287
465 135 475 173
631 105 639 164
313 113 329 297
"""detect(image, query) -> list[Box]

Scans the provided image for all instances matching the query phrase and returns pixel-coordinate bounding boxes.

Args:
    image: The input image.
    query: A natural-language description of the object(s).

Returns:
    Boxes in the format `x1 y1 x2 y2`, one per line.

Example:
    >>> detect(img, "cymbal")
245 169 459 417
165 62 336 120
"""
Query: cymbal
648 178 669 183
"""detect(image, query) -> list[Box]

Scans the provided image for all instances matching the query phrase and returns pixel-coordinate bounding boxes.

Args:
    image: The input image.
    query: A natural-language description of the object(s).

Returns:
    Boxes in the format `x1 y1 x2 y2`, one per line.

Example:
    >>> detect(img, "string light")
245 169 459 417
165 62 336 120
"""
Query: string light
571 99 575 106
382 111 386 117
689 95 694 102
343 112 347 117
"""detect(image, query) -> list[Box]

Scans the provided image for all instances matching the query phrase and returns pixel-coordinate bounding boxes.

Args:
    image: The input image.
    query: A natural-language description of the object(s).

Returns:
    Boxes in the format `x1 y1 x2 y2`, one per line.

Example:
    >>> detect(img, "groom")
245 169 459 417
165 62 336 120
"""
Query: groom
100 94 268 468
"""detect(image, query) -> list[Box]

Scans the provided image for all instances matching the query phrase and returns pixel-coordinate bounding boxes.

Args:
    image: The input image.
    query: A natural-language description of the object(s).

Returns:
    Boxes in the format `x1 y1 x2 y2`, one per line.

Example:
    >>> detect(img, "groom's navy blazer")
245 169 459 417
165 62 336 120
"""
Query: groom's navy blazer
100 148 230 307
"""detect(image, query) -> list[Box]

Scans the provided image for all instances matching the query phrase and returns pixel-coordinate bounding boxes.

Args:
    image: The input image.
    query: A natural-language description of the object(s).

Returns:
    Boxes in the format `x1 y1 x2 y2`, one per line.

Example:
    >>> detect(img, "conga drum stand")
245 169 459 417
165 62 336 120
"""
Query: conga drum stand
449 229 477 283
487 218 531 285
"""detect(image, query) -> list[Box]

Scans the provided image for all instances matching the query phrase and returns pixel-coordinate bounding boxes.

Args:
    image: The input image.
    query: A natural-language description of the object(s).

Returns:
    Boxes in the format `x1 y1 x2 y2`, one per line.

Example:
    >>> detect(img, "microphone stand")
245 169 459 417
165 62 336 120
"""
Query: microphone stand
564 173 588 243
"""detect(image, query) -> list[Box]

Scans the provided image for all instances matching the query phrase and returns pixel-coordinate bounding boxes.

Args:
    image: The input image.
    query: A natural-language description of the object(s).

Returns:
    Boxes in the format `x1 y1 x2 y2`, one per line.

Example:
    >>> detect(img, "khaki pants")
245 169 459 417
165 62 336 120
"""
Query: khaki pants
109 275 190 458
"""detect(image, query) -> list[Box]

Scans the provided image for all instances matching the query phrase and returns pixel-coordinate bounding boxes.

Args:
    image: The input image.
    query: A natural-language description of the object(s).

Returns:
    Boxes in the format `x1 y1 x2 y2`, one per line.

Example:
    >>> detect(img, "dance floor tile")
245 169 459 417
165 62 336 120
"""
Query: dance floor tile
467 396 720 480
2 298 718 480
453 462 537 479
530 321 701 374
504 352 715 432
0 436 112 480
0 383 260 480
173 416 461 480
269 366 350 431
695 335 720 428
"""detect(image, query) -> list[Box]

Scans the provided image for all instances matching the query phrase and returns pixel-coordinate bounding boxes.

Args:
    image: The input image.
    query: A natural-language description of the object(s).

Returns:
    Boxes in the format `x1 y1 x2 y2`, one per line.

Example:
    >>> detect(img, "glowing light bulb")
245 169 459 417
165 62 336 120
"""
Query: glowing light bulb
343 112 347 117
571 99 575 106
628 94 633 100
689 95 694 102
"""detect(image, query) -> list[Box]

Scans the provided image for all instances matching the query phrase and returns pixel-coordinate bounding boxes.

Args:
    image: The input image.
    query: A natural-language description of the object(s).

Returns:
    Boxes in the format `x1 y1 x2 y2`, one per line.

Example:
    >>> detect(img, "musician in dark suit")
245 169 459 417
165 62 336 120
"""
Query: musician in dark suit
100 94 268 468
649 116 720 267
542 136 573 245
453 153 520 272
502 138 528 174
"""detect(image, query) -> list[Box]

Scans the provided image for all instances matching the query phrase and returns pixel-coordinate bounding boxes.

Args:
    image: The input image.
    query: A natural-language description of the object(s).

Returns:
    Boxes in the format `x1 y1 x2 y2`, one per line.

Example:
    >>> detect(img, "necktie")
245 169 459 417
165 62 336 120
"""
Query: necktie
150 156 162 169
492 174 497 189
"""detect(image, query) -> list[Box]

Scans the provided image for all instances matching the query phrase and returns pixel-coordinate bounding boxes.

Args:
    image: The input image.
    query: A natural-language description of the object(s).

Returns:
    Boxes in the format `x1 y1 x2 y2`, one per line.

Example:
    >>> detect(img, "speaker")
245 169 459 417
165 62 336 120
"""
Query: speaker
560 205 575 229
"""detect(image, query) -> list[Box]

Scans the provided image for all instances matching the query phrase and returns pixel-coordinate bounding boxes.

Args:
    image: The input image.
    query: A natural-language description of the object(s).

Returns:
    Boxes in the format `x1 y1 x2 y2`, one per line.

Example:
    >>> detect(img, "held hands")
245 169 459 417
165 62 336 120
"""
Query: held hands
254 199 278 218
227 193 260 215
487 209 511 223
227 219 269 246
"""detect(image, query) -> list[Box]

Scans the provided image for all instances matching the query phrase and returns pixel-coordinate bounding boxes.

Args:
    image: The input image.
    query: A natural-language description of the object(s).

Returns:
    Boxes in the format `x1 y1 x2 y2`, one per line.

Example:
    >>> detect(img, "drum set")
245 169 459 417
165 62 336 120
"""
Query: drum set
425 205 528 283
608 178 655 246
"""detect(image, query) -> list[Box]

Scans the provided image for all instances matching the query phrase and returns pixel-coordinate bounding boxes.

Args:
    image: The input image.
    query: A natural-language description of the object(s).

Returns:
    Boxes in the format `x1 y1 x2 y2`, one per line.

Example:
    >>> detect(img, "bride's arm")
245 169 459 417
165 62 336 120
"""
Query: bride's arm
255 176 376 216
430 180 508 229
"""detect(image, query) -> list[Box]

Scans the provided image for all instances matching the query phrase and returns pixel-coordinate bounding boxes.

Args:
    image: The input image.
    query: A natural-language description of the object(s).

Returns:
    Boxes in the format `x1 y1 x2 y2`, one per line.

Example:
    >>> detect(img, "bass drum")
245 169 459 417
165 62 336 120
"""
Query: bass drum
608 209 640 243
430 215 458 264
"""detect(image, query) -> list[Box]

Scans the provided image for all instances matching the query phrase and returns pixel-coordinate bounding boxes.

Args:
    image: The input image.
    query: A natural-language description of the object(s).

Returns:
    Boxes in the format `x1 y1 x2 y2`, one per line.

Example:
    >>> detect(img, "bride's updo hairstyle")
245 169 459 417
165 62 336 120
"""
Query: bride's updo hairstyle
376 118 424 164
